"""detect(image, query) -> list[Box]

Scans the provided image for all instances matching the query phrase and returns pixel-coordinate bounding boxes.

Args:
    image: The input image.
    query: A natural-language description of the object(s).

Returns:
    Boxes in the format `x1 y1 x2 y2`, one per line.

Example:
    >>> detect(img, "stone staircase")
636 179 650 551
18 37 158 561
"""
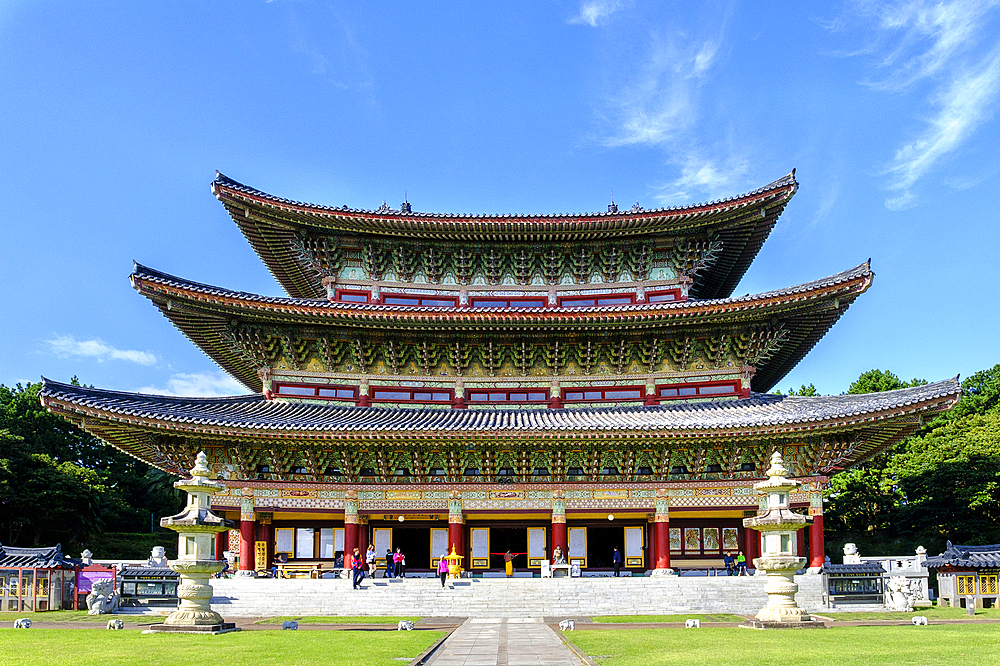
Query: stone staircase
209 574 827 618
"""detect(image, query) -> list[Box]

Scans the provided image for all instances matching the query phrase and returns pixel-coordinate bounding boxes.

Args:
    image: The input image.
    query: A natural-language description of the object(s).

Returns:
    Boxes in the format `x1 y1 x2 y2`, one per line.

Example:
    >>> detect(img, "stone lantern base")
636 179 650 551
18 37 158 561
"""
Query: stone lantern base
142 622 240 635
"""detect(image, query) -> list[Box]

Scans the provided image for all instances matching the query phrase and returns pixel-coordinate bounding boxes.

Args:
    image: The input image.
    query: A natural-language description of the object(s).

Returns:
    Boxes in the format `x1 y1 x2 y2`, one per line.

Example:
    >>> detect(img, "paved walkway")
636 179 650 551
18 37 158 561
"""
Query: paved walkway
426 618 583 666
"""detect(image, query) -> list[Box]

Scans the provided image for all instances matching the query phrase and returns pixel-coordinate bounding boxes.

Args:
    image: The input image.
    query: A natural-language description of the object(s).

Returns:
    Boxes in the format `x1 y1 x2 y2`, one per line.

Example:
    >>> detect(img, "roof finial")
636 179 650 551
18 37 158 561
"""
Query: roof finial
400 191 411 214
608 190 618 214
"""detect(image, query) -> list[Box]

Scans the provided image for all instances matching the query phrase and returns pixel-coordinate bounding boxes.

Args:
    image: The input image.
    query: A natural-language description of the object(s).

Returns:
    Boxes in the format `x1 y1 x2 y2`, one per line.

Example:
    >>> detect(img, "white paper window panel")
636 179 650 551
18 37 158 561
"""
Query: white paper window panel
431 529 448 560
624 526 643 558
320 528 337 558
528 528 547 558
471 528 489 557
295 528 315 559
275 528 294 554
569 528 587 557
335 528 344 554
373 528 392 555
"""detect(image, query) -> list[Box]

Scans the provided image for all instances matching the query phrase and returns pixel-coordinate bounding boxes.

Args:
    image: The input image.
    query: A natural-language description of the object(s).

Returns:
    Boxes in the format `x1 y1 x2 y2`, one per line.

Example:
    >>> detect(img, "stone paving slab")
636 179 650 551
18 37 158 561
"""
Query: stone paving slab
426 618 583 666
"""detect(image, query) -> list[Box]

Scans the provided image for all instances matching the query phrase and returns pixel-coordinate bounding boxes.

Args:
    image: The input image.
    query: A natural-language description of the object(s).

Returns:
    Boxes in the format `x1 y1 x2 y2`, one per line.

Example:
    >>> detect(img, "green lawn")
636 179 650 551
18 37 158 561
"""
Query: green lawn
591 614 745 623
0 628 445 666
0 611 159 624
568 625 1000 665
254 616 422 625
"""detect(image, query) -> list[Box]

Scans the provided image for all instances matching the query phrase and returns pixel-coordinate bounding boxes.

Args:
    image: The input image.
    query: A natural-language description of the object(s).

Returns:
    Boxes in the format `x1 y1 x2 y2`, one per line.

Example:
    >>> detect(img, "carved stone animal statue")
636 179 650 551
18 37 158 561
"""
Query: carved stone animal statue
558 619 575 631
685 619 701 629
281 621 298 630
86 578 120 615
911 616 928 626
13 618 31 629
397 620 414 631
106 619 125 630
885 577 919 613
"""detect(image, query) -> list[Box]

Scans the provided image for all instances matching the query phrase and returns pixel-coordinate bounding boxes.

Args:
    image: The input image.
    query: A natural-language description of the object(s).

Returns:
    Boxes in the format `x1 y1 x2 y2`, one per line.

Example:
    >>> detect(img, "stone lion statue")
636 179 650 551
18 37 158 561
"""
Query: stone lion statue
885 576 920 612
86 578 119 615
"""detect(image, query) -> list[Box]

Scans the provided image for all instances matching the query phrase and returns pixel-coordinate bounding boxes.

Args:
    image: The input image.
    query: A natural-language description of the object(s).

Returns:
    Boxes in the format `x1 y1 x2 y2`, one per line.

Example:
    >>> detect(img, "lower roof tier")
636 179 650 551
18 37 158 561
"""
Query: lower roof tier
131 261 874 393
40 377 960 478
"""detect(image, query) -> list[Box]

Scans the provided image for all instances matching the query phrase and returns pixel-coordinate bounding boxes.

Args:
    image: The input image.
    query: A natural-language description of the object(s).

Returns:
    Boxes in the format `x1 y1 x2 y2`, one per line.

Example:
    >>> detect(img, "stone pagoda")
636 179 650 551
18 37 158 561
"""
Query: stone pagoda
144 452 237 634
41 171 959 581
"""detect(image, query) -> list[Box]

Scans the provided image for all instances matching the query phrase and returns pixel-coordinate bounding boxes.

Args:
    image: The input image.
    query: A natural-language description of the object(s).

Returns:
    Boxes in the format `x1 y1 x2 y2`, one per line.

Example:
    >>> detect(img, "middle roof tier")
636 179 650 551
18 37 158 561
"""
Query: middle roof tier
132 261 872 395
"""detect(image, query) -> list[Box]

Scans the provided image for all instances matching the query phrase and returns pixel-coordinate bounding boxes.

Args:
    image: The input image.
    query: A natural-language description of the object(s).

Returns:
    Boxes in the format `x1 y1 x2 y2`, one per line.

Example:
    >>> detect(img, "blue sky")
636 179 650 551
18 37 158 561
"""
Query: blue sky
1 1 998 397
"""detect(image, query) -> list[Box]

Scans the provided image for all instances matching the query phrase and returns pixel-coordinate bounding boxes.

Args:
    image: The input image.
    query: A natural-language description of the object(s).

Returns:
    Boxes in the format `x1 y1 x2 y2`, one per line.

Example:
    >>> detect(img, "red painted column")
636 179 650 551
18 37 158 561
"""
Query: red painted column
448 490 464 559
239 515 256 571
809 514 825 569
551 490 567 557
796 526 806 561
215 527 227 561
344 490 359 560
654 488 671 569
744 527 759 567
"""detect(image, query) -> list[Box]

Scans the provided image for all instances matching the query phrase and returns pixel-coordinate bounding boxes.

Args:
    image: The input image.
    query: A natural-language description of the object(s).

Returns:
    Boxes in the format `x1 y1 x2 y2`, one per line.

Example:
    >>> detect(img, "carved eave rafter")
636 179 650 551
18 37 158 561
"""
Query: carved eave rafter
212 172 798 300
130 262 872 393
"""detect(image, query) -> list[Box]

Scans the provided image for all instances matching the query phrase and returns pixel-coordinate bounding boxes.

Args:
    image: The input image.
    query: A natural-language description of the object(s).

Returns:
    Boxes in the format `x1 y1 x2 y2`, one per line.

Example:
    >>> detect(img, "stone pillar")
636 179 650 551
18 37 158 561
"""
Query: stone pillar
551 489 567 556
654 488 671 572
448 490 464 557
809 514 825 570
344 490 359 558
239 514 256 572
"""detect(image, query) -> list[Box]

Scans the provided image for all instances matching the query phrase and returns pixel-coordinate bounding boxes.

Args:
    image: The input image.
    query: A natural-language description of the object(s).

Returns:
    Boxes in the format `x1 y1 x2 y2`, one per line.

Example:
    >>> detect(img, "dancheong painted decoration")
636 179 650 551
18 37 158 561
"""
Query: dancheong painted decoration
41 171 959 576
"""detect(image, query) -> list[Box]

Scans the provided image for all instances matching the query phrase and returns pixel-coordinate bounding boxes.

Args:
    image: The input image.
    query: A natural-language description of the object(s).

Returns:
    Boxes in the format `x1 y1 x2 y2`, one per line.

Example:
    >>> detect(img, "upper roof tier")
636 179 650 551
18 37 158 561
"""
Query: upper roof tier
131 261 873 393
39 377 961 474
212 171 798 300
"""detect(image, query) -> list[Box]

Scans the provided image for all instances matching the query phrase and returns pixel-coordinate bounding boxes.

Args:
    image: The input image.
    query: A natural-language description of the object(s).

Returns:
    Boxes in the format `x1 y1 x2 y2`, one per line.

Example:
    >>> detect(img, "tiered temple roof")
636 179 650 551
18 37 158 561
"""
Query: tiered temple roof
212 171 798 300
40 377 960 476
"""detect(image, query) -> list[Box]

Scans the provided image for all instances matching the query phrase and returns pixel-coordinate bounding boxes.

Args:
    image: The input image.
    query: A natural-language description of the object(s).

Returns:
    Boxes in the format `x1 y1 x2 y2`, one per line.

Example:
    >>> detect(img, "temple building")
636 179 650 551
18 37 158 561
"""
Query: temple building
41 171 960 576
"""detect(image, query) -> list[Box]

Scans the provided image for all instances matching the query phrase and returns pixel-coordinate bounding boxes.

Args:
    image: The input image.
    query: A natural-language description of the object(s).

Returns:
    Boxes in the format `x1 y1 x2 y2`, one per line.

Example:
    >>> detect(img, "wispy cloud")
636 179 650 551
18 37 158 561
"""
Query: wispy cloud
652 153 749 205
841 0 1000 209
137 372 247 397
604 38 720 148
570 0 627 27
46 335 157 366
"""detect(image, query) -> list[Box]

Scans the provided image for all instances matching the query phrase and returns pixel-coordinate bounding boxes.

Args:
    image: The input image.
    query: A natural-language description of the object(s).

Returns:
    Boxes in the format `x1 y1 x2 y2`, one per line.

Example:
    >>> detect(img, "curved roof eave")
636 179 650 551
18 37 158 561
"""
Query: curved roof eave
211 171 798 300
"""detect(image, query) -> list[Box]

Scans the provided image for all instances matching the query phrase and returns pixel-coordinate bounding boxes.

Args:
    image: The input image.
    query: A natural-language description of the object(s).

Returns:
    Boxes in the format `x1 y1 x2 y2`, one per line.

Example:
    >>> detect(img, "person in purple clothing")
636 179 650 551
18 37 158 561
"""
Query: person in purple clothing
437 554 450 587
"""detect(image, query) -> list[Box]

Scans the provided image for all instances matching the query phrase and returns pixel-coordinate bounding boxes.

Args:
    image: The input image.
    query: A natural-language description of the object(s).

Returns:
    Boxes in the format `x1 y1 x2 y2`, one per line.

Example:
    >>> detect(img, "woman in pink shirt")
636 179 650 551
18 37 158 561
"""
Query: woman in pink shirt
393 547 406 578
437 554 449 587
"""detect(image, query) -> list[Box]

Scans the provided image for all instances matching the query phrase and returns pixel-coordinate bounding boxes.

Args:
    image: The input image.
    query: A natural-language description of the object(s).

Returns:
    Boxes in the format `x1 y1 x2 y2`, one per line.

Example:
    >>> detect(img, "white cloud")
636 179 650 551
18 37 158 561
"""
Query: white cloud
884 46 1000 209
137 371 247 397
570 0 626 27
604 38 720 148
841 0 1000 208
46 335 157 366
652 154 750 205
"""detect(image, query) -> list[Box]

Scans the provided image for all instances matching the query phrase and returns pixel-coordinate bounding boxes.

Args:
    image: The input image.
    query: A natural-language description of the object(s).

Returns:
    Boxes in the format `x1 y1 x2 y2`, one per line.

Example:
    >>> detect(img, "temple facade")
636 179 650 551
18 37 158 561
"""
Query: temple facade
41 171 960 576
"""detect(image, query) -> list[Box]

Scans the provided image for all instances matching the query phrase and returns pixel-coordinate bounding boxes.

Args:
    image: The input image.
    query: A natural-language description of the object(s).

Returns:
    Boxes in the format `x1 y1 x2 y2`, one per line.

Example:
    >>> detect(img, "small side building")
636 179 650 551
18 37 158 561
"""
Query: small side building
0 543 80 612
926 542 1000 609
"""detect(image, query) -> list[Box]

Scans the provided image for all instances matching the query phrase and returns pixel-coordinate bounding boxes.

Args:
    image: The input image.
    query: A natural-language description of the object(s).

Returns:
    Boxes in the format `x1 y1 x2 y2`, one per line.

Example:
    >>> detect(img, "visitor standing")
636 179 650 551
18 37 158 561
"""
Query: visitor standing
394 547 406 578
736 550 748 576
366 544 377 578
504 550 514 578
437 554 450 587
351 547 365 589
611 547 623 577
386 548 395 578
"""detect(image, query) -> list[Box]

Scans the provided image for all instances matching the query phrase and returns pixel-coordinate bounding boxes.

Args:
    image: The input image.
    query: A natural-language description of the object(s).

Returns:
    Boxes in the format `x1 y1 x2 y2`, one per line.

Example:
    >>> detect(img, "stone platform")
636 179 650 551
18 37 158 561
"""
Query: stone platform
210 574 825 618
142 622 240 634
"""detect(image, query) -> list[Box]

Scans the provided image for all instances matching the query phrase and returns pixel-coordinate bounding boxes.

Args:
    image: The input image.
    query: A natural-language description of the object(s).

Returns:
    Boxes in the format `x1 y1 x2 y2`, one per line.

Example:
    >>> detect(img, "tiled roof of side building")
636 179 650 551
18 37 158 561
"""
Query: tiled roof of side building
211 171 798 300
40 376 959 436
925 542 1000 569
0 544 80 569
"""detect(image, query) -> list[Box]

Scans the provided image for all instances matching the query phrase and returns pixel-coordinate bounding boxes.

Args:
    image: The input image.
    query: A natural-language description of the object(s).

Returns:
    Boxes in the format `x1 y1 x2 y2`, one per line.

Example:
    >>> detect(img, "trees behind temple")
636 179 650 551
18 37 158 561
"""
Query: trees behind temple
821 365 1000 557
0 380 183 553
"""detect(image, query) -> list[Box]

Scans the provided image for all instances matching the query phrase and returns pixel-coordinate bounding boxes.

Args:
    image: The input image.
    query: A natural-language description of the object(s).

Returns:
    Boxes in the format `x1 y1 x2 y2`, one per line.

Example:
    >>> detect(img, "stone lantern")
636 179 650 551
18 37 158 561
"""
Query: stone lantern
742 451 818 627
144 452 238 634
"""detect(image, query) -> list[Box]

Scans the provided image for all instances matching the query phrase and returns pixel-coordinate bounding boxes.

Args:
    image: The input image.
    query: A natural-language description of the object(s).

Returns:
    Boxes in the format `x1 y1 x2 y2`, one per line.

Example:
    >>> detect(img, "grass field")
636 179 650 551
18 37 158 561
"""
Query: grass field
0 611 158 624
591 614 745 623
0 628 445 666
819 605 1000 621
568 625 1000 665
